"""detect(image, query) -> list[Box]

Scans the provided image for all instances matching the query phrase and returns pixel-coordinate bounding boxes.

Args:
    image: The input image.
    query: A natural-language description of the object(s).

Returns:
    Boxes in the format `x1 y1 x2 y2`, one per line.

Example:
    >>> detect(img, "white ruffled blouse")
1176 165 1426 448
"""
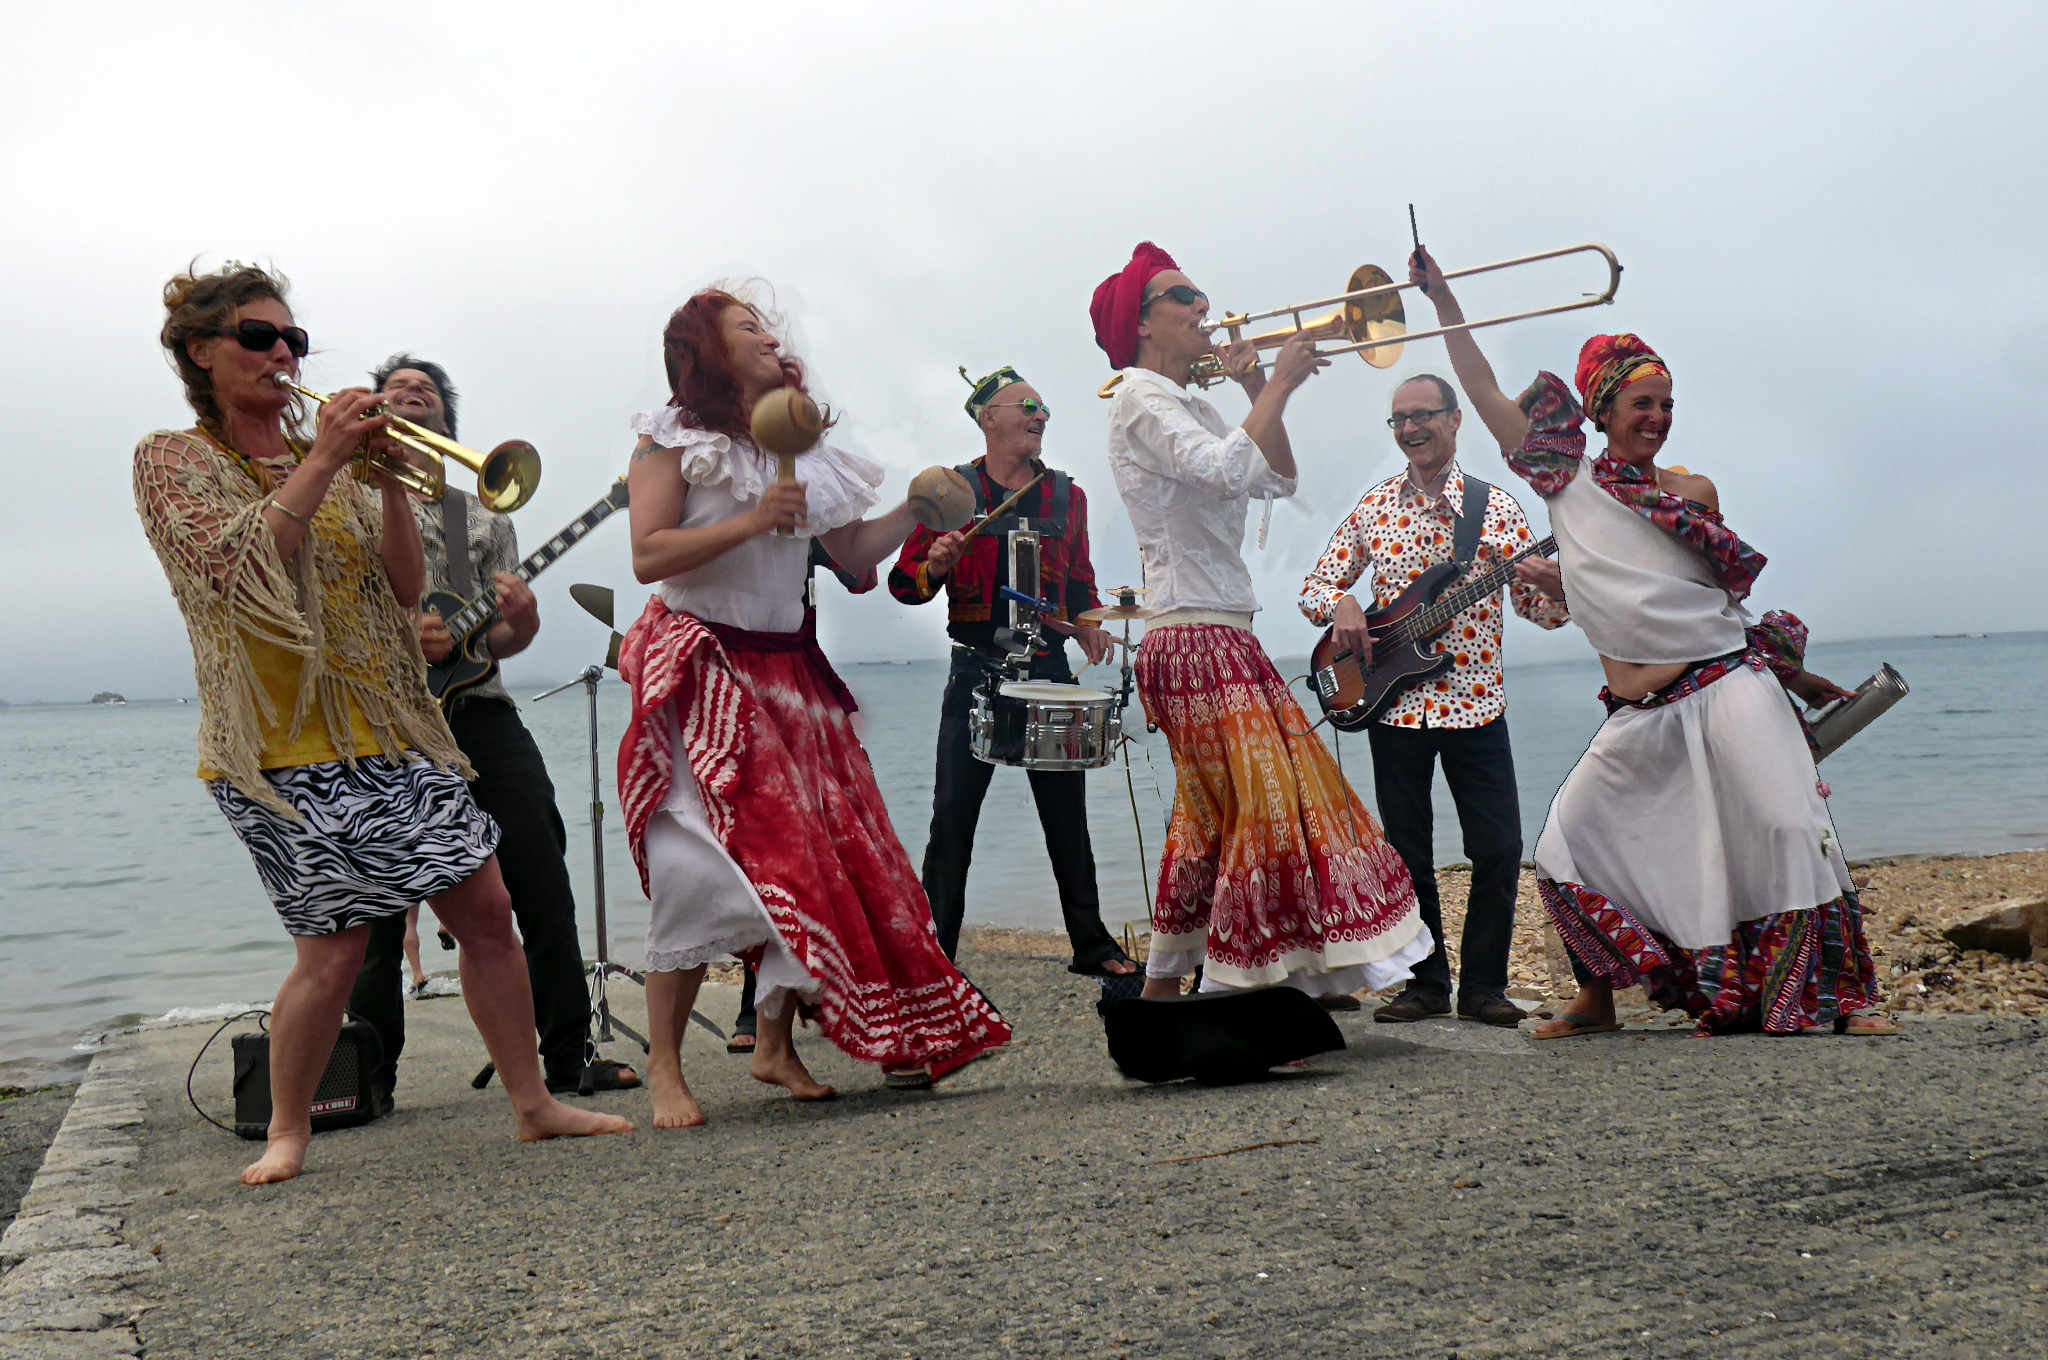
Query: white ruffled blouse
1103 366 1297 615
631 406 884 634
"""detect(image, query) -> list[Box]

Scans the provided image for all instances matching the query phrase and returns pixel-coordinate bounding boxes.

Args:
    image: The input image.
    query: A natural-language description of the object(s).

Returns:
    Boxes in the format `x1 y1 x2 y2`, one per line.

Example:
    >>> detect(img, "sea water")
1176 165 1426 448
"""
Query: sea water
3 632 2041 1082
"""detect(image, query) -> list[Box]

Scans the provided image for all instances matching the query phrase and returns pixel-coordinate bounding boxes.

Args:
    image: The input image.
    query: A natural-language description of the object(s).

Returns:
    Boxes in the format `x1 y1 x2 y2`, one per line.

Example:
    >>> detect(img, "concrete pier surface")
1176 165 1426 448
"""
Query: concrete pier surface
7 940 2046 1358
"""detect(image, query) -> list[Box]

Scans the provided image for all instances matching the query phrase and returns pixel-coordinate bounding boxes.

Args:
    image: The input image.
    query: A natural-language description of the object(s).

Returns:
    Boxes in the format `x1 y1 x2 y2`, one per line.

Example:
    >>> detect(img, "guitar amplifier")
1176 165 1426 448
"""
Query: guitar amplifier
231 1018 386 1141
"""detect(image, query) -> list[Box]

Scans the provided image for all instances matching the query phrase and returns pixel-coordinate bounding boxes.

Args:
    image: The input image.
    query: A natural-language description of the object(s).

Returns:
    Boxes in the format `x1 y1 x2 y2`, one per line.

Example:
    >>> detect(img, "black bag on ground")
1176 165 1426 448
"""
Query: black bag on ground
231 1017 386 1141
1099 987 1345 1085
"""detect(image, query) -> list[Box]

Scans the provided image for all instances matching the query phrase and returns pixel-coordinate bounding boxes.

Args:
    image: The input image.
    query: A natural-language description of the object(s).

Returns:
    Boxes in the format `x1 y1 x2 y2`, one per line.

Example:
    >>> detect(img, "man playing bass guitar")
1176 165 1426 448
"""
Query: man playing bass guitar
1298 367 1569 1027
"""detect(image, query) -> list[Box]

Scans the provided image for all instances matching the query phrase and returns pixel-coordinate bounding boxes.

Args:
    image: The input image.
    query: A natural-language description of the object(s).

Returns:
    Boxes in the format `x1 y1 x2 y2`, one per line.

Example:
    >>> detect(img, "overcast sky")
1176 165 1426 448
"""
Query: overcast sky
3 1 2041 701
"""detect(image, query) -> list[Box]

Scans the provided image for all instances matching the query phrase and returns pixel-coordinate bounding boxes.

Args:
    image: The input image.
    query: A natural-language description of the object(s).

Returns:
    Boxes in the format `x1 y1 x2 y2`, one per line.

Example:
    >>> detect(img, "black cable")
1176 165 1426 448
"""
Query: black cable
185 1008 269 1136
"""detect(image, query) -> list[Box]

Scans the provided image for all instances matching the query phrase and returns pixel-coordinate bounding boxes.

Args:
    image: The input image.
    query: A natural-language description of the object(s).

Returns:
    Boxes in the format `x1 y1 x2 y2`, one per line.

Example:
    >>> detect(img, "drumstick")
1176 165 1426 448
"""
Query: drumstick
958 472 1047 543
1409 204 1426 295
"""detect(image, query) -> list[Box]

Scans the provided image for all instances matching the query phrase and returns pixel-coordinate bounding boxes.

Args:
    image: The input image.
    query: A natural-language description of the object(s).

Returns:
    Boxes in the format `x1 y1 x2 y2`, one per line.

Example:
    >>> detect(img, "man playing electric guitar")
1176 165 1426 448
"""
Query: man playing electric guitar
345 354 638 1107
1298 371 1569 1027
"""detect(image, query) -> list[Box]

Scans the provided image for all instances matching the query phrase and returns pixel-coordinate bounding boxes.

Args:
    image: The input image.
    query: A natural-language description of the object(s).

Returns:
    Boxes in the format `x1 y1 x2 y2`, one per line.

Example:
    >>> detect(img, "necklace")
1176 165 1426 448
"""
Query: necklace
206 428 303 493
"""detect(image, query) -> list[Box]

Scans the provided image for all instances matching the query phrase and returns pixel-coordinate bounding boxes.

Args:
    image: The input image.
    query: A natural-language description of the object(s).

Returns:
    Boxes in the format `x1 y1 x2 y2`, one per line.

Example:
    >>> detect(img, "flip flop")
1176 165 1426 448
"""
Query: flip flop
1528 1012 1623 1041
725 1033 757 1055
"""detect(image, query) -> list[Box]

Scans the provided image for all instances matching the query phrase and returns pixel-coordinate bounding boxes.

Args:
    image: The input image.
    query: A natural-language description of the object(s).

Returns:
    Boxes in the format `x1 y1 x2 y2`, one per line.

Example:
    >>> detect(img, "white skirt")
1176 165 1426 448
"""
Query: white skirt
644 714 816 1016
1533 663 1850 950
1144 934 1432 997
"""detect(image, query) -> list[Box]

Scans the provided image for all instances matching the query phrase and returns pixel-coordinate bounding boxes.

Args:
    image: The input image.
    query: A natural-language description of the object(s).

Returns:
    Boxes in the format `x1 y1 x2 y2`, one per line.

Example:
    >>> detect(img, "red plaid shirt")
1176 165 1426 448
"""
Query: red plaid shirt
888 459 1101 644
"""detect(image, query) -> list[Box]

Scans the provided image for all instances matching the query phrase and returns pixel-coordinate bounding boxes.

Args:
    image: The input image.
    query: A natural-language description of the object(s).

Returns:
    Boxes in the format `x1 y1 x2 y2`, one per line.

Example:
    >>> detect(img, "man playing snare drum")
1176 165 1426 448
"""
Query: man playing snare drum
888 365 1137 978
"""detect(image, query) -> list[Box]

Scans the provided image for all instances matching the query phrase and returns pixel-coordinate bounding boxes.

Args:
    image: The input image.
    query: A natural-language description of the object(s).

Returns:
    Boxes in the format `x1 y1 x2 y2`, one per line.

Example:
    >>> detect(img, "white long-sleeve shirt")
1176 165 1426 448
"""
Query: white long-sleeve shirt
1103 367 1296 615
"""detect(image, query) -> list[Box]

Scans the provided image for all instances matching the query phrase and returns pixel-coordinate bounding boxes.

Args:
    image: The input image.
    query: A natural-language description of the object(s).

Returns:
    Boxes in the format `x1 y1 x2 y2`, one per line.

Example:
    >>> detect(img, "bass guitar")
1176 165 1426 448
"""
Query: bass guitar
425 478 631 710
1308 535 1557 731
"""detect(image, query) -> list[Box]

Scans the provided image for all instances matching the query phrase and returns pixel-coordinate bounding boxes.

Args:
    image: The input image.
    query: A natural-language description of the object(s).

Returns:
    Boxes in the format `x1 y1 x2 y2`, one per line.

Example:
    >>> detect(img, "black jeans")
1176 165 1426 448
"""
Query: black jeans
920 648 1121 967
1366 716 1523 998
347 699 591 1093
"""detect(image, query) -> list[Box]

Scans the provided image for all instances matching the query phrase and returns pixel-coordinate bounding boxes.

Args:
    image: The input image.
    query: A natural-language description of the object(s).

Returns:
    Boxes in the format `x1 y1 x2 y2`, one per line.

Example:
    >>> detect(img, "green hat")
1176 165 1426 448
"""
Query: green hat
959 364 1025 425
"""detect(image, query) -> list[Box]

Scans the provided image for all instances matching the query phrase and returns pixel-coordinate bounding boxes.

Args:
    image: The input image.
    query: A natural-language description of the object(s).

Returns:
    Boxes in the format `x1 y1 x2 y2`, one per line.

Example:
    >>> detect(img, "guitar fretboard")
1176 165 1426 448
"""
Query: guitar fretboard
1382 535 1558 650
444 487 627 639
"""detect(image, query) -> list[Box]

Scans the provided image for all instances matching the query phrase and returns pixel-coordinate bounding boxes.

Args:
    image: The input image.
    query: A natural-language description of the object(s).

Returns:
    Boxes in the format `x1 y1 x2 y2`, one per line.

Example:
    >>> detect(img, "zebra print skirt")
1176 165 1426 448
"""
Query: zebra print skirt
209 757 501 937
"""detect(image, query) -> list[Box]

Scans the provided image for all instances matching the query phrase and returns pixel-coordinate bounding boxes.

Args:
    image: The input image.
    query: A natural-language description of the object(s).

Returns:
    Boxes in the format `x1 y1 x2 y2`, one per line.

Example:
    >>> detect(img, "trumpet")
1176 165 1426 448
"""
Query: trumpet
1098 242 1623 397
273 374 542 512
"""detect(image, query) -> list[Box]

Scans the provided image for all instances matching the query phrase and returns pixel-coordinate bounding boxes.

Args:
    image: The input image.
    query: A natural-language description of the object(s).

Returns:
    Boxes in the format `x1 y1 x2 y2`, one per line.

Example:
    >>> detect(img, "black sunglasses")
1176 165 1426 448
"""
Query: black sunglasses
218 319 310 358
1142 284 1208 311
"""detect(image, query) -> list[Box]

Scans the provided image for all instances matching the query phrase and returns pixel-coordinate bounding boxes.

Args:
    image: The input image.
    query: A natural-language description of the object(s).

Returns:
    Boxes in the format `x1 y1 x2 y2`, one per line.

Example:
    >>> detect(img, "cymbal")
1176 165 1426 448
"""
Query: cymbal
1078 602 1161 624
568 582 614 629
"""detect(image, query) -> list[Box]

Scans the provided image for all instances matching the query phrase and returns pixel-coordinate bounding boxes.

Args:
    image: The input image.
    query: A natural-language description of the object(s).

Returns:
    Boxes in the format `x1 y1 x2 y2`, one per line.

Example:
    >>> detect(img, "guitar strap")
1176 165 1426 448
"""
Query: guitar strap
440 491 475 598
1452 475 1490 568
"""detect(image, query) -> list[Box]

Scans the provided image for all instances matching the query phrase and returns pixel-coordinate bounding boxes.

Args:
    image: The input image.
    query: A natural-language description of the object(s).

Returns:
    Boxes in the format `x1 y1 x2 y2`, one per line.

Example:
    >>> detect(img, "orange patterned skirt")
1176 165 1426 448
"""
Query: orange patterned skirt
1135 623 1427 991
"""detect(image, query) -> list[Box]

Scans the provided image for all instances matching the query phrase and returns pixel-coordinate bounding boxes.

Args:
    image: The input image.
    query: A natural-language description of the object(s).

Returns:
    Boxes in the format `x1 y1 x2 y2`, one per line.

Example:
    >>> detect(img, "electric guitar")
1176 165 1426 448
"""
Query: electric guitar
1308 535 1557 731
425 478 631 711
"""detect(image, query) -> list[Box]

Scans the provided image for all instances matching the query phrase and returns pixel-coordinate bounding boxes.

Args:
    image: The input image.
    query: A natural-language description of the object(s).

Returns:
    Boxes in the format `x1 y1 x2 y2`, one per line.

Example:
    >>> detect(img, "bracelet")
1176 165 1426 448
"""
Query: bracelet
269 497 311 526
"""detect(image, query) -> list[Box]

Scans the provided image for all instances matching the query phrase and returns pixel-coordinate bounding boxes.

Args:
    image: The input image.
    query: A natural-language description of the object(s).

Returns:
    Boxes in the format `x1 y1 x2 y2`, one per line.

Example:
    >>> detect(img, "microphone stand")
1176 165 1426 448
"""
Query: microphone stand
531 664 650 1067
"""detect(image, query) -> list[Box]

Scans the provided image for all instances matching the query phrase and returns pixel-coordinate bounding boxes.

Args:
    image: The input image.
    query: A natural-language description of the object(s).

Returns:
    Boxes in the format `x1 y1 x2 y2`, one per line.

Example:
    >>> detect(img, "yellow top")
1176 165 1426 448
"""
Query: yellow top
195 630 384 776
134 428 469 817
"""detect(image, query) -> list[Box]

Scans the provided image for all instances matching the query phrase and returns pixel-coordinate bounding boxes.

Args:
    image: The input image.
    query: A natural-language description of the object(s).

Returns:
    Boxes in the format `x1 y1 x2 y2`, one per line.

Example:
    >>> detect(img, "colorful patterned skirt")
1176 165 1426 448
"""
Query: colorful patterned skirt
619 598 1010 1073
1135 623 1427 992
1536 655 1881 1033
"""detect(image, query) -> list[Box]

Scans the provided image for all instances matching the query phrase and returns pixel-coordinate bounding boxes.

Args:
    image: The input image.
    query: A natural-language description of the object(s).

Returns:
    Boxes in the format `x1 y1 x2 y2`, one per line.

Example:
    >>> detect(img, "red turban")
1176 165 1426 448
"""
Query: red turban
1090 242 1179 371
1575 333 1670 422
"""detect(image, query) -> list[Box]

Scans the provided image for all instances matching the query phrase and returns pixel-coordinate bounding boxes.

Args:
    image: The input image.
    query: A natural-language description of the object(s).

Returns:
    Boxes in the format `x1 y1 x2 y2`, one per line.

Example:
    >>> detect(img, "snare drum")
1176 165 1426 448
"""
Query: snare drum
969 681 1120 770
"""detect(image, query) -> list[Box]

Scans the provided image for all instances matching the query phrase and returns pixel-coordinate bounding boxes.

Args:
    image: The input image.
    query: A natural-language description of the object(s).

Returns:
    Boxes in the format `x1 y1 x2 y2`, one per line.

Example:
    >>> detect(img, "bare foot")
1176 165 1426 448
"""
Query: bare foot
241 1131 311 1186
1837 1013 1900 1036
750 1051 836 1101
515 1097 636 1143
1139 976 1182 1001
645 1066 706 1130
1528 1008 1620 1041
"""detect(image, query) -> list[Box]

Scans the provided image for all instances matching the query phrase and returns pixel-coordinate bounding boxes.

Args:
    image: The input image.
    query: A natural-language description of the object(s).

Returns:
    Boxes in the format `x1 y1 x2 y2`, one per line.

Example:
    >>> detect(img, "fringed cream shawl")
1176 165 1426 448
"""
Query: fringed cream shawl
132 428 469 817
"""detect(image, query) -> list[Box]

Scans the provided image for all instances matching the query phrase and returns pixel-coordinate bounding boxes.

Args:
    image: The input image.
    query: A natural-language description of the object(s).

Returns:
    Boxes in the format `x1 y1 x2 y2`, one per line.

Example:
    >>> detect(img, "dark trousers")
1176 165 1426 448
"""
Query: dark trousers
921 649 1120 967
1366 716 1523 998
347 699 591 1093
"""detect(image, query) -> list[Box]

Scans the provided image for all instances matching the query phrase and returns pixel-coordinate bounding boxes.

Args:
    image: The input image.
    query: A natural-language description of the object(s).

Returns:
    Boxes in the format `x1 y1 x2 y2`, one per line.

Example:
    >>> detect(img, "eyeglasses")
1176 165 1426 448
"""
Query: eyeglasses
217 319 310 358
987 398 1051 418
1142 284 1208 311
1386 407 1452 430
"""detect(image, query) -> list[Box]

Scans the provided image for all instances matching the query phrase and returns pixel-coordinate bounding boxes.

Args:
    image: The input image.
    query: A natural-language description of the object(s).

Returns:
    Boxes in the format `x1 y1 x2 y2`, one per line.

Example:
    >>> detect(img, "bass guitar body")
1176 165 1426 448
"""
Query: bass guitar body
1309 562 1464 732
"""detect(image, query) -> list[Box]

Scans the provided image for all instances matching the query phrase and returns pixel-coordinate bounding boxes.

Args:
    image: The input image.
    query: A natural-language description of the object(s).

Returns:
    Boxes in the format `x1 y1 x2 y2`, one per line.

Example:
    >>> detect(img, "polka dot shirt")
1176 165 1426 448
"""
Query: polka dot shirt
1298 462 1569 729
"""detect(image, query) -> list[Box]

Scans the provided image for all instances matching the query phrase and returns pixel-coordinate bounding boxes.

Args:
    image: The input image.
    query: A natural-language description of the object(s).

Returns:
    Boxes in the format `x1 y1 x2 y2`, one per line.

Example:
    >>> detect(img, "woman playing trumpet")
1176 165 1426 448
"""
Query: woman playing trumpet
134 263 630 1185
620 286 1009 1127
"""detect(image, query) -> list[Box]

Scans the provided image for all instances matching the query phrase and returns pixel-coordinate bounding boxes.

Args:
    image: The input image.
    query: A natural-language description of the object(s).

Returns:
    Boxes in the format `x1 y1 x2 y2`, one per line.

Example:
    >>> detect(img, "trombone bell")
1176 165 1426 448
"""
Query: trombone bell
1226 265 1407 371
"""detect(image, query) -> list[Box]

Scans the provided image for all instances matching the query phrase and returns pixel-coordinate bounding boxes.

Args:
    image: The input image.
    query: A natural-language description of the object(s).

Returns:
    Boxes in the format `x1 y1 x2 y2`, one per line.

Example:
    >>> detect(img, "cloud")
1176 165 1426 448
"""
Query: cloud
2 0 2040 701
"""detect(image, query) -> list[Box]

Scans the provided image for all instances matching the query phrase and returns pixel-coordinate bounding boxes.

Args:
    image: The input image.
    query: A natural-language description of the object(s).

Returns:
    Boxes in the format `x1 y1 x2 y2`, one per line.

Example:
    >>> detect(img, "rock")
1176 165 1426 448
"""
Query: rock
1940 899 2048 960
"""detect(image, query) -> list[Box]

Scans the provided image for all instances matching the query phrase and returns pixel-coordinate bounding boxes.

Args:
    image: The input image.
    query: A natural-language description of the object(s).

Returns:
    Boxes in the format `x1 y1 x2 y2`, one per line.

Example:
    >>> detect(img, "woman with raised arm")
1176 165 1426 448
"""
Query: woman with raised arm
1091 242 1427 1003
134 264 631 1185
1409 246 1890 1038
620 287 1010 1127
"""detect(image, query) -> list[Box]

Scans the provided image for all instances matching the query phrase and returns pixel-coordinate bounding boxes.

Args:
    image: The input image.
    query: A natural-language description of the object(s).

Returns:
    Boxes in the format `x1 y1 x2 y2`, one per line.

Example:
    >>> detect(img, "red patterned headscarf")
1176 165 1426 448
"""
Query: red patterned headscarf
1090 242 1180 371
1575 333 1670 424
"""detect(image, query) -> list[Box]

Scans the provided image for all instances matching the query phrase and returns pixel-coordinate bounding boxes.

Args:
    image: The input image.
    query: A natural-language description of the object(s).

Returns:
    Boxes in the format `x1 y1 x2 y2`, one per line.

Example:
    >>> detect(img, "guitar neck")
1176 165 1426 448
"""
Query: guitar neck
1394 536 1558 644
445 492 625 640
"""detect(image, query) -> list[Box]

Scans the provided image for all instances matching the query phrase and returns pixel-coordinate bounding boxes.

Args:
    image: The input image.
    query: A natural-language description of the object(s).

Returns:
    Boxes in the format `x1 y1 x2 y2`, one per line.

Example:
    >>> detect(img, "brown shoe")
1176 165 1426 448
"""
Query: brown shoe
1373 989 1451 1023
1457 993 1528 1028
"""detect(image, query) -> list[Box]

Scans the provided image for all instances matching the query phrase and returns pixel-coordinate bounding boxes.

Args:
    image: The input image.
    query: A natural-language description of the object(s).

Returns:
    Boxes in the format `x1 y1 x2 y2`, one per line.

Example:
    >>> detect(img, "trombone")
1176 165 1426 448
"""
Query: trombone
273 374 542 511
1097 242 1623 397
